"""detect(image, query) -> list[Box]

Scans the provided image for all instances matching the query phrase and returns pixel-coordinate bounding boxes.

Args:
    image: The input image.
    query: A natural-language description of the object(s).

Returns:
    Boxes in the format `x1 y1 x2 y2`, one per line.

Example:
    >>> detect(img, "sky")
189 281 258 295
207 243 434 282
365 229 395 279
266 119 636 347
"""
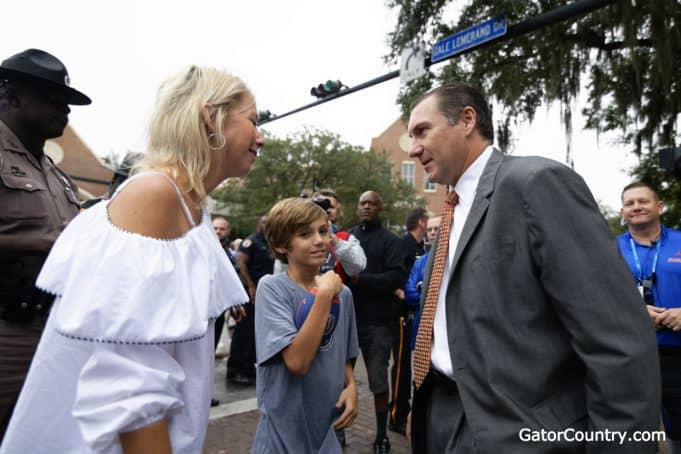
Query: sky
1 0 637 210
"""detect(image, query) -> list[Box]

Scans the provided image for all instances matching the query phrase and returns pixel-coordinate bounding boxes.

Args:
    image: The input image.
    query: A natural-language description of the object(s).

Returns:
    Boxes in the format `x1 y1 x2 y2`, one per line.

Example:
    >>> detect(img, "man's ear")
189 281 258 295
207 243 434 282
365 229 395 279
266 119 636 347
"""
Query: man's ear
460 106 477 136
273 244 287 256
200 105 215 134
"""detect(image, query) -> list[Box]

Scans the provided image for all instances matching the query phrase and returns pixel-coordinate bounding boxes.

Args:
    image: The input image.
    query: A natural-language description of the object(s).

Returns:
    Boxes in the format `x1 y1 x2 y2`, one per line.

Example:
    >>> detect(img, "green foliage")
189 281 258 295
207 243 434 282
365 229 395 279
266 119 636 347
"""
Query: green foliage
598 200 626 236
211 130 422 235
386 0 680 156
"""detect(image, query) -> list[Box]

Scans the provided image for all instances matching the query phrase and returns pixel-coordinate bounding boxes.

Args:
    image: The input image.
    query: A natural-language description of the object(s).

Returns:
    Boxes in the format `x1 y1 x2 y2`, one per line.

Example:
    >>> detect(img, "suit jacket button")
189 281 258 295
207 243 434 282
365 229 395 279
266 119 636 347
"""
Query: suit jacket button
36 304 43 311
20 302 28 309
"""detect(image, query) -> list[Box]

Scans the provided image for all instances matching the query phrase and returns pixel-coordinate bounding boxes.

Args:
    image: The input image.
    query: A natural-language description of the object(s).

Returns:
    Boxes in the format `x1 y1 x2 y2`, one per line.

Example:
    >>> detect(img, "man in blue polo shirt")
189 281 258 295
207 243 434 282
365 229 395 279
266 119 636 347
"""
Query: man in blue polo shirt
618 181 681 454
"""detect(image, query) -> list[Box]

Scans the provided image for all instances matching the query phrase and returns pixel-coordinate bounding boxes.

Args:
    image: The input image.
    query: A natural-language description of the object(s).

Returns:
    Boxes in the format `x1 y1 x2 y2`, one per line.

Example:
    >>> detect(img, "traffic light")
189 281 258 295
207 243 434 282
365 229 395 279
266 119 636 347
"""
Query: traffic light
310 80 346 99
257 110 275 124
659 147 681 177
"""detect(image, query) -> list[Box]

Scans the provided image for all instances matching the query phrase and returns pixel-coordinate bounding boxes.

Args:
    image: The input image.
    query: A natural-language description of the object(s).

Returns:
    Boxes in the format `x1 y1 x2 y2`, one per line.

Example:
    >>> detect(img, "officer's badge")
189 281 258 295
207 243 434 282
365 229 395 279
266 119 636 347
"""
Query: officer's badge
10 166 26 177
242 239 252 248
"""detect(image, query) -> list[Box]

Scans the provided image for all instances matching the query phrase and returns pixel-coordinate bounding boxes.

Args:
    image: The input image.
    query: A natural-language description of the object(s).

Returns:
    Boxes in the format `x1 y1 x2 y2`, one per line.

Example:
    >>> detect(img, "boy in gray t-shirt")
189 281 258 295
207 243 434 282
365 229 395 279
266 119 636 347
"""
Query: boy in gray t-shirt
252 198 359 454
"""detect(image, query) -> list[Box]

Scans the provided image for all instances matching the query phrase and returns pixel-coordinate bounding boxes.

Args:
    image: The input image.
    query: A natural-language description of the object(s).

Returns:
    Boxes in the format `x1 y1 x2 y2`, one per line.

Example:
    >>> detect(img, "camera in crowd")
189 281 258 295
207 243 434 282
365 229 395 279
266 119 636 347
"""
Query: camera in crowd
301 192 332 211
312 196 332 211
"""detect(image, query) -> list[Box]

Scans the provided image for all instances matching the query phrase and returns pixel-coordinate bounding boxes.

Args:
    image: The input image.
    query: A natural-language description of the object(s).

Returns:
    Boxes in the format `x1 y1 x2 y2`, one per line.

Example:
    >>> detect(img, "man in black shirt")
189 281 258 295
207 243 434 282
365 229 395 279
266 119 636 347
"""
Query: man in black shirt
348 191 410 454
402 207 427 260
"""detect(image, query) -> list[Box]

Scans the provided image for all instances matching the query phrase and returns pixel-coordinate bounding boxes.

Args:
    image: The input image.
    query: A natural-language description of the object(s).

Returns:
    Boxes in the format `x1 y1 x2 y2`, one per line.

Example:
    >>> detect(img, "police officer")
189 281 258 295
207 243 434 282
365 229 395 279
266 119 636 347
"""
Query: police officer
0 49 91 438
230 215 274 385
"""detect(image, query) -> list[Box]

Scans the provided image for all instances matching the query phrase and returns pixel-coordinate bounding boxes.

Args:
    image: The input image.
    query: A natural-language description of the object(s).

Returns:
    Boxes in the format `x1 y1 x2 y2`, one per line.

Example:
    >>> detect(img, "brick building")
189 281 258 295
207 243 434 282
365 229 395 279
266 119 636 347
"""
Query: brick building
45 125 112 198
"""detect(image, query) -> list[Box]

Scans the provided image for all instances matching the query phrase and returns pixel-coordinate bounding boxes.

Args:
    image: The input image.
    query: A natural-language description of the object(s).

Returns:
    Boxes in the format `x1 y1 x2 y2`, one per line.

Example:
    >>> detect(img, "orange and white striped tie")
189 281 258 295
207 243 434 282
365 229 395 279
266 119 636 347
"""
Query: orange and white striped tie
412 190 458 388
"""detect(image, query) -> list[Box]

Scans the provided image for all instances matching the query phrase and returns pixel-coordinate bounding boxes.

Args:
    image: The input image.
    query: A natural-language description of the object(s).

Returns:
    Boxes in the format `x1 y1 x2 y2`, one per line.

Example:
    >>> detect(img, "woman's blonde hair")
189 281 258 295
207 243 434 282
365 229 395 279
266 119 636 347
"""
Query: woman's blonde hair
134 65 253 200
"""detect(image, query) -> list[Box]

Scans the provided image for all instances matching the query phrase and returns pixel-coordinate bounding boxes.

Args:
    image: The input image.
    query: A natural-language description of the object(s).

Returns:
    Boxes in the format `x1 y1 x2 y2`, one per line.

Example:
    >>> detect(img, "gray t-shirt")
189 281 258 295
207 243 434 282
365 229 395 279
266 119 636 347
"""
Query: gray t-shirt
252 273 359 454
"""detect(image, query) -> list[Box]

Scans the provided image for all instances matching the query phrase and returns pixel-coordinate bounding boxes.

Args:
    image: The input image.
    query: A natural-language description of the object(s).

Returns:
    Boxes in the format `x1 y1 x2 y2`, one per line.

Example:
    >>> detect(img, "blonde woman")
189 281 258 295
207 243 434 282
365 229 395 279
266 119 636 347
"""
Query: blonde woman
1 66 264 454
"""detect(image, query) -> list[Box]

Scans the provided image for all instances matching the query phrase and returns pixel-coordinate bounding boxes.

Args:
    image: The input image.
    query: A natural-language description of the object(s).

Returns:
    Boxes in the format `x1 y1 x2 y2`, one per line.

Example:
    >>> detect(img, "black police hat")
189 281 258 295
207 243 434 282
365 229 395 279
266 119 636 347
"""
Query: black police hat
0 49 91 105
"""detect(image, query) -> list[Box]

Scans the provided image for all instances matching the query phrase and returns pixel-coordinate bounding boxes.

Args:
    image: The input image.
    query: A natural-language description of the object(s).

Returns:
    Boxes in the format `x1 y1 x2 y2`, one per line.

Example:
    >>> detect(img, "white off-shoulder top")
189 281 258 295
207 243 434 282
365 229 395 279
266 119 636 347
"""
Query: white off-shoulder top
1 172 248 454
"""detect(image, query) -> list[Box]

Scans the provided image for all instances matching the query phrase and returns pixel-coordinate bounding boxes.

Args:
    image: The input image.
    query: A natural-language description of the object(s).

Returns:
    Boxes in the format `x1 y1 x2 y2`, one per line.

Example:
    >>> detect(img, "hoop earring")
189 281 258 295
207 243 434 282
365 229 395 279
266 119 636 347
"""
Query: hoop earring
208 133 226 151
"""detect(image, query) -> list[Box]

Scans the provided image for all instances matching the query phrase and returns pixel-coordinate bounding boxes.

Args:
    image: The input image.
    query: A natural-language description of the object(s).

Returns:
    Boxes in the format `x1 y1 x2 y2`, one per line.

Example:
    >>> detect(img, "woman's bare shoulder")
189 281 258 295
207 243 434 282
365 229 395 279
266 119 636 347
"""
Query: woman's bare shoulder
107 173 188 239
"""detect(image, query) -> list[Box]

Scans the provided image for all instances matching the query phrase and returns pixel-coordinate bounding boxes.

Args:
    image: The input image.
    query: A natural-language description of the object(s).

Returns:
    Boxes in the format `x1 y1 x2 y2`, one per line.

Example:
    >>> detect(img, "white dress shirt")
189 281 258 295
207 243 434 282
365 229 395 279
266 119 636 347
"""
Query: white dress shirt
431 145 494 378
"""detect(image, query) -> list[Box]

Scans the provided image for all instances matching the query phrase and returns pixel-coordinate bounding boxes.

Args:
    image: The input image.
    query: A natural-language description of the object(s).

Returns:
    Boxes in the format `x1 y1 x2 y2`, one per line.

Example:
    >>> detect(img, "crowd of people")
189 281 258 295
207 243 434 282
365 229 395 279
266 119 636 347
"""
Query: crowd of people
0 47 679 454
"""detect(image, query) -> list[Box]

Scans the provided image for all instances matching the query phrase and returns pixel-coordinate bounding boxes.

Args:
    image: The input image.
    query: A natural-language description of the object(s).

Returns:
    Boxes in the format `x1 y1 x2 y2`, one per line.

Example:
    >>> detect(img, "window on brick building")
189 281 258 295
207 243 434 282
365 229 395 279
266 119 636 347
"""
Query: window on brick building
401 161 415 187
424 169 436 192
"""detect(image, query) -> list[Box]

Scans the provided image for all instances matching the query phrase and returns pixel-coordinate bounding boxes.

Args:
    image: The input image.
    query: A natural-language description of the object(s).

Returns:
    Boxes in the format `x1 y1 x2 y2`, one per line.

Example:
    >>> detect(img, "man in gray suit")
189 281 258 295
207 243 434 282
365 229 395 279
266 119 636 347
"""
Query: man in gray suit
406 83 661 453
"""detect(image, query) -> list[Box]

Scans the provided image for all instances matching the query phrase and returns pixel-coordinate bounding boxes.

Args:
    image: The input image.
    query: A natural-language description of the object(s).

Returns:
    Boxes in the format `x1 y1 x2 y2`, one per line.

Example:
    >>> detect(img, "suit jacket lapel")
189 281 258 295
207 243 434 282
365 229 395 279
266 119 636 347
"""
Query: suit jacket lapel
449 149 503 277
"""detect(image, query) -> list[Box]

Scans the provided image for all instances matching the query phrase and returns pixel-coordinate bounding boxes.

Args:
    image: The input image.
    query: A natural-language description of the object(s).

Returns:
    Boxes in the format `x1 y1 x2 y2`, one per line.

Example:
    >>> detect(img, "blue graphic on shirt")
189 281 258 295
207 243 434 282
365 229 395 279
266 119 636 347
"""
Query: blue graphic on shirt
294 288 340 348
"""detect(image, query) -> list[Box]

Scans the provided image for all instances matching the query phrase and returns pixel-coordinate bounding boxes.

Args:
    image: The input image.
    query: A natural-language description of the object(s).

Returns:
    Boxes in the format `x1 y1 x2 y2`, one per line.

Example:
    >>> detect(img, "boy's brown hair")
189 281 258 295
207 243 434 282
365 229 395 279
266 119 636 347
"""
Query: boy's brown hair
264 197 329 264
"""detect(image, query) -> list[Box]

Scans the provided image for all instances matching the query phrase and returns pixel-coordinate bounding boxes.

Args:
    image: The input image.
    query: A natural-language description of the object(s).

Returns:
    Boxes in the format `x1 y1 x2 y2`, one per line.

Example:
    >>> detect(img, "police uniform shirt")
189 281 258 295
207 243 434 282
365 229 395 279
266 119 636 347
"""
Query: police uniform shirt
0 120 80 287
239 231 274 285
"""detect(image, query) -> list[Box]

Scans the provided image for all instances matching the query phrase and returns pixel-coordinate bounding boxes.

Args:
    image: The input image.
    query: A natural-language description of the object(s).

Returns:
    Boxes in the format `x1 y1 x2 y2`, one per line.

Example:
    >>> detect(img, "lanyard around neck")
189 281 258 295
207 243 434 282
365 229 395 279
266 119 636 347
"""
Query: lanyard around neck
629 235 662 282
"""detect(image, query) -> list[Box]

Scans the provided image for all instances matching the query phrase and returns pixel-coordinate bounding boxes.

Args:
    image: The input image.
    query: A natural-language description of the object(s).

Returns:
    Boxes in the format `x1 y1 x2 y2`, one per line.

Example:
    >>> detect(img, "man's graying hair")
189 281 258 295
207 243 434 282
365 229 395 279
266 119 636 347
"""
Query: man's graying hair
411 83 494 142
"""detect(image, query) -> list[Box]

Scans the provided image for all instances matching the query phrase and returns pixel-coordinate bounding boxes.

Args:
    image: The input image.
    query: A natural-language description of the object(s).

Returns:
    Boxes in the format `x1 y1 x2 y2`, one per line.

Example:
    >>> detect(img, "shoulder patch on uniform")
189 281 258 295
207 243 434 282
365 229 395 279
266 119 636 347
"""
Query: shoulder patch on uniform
242 239 252 248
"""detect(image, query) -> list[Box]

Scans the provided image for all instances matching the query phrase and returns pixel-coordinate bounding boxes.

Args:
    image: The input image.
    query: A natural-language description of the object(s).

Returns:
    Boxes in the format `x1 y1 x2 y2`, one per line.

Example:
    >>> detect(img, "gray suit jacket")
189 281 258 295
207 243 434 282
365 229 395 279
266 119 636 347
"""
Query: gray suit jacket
413 150 660 453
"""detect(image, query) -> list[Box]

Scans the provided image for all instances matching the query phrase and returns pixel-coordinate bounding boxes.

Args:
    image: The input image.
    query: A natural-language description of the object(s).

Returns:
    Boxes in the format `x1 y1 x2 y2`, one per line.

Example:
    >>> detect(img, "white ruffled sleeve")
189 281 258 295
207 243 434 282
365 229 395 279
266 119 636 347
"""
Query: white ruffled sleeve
72 343 185 450
35 203 247 344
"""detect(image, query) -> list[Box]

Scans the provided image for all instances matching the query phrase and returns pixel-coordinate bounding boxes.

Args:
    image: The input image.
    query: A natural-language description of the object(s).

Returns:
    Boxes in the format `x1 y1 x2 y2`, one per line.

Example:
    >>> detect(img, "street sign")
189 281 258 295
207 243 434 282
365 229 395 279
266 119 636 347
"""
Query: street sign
431 16 507 63
400 42 427 85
